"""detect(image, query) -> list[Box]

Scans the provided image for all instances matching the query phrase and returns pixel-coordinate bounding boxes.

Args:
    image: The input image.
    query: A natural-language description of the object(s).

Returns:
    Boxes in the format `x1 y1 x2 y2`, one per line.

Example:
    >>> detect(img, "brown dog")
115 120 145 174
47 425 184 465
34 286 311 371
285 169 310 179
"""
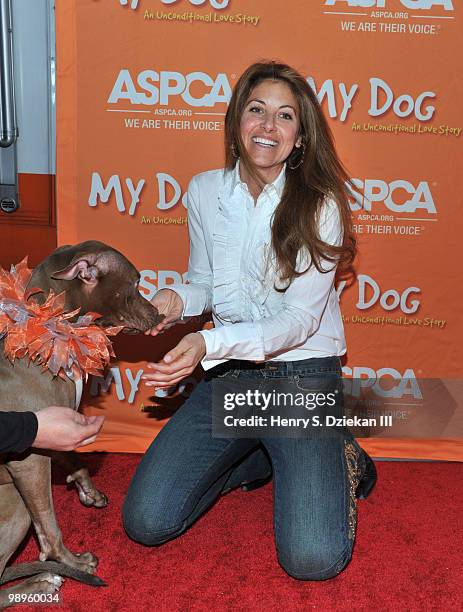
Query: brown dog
0 241 162 607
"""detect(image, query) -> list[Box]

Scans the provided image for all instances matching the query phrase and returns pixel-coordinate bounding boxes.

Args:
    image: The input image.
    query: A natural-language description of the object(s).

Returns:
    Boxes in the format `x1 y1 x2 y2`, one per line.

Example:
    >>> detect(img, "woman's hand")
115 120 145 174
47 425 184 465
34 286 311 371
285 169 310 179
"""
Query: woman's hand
142 332 206 389
145 288 184 336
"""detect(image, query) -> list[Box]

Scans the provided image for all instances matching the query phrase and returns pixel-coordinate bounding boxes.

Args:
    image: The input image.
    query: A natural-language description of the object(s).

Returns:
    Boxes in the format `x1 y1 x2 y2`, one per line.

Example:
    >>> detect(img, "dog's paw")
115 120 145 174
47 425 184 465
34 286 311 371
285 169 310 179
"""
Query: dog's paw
75 552 99 572
76 483 108 508
6 572 63 598
66 472 108 508
49 550 99 574
27 572 63 593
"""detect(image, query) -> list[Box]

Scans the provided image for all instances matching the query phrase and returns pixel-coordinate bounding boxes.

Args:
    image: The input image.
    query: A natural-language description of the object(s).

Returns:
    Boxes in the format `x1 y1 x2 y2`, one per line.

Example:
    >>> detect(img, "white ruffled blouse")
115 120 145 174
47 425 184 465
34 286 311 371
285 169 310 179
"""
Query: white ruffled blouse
168 162 346 370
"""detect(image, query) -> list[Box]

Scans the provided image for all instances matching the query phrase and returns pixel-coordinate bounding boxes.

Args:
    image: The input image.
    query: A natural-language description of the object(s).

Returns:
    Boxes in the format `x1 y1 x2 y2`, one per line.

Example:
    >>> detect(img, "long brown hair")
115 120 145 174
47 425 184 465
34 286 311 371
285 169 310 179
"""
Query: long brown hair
224 61 356 288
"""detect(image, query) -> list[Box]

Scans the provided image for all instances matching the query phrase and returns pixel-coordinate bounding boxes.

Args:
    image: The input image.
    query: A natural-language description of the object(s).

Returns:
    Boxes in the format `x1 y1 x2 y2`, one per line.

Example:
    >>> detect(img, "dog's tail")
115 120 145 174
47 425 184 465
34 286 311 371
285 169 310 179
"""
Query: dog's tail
0 561 106 586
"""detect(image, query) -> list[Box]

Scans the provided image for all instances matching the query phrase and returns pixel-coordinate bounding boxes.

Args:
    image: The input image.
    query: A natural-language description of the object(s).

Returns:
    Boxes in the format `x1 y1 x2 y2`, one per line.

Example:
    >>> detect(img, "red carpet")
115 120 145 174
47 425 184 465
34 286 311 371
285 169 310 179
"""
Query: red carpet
9 455 463 611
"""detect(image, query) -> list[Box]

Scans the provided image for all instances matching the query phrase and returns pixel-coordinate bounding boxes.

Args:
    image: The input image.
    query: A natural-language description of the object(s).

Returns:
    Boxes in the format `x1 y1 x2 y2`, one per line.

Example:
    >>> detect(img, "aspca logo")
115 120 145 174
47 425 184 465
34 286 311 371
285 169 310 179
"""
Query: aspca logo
162 0 230 8
108 70 231 108
348 179 437 215
342 366 422 399
139 269 187 300
338 274 421 314
324 0 453 10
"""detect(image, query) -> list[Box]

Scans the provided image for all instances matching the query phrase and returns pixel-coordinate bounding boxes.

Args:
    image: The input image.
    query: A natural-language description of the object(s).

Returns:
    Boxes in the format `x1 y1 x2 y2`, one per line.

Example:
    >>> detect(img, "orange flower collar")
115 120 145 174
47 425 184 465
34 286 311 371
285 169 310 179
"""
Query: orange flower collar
0 259 122 382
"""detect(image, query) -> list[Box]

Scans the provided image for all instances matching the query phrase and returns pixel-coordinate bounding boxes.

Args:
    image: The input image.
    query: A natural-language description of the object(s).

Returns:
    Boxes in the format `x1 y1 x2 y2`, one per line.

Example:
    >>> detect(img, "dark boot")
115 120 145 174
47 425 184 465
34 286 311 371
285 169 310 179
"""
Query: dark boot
356 451 377 500
222 447 272 494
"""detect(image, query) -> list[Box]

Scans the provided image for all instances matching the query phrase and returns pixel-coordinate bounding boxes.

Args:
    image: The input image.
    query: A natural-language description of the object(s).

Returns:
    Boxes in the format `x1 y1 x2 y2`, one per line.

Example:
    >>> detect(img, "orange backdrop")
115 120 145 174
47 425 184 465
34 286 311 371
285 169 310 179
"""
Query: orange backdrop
55 0 462 459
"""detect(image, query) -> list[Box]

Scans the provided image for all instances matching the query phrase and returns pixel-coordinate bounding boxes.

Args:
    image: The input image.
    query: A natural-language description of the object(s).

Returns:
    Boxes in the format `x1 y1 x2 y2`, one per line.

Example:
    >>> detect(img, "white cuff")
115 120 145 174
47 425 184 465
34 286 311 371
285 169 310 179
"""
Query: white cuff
198 324 265 363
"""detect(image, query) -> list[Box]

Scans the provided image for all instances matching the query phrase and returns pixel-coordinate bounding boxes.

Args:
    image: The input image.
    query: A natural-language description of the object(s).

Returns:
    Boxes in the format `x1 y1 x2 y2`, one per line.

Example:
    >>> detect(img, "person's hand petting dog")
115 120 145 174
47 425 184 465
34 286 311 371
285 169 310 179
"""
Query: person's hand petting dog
142 332 206 390
34 407 105 451
145 289 185 336
143 288 205 390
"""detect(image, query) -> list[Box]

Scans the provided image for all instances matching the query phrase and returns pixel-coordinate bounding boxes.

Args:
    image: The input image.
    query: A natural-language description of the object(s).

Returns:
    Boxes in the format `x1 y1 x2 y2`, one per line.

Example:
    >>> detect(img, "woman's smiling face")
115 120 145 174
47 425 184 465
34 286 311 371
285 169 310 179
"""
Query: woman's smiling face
240 79 302 182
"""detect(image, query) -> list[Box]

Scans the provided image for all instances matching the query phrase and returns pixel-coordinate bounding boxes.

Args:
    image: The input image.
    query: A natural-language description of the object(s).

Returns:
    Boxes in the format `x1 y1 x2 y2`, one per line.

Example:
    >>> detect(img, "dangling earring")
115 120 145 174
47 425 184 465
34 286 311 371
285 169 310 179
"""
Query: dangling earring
288 143 305 170
231 143 238 158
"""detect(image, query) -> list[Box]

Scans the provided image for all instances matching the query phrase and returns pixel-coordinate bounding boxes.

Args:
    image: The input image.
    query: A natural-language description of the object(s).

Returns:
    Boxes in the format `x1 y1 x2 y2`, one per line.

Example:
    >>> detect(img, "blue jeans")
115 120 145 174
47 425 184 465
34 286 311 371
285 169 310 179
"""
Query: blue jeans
123 356 365 580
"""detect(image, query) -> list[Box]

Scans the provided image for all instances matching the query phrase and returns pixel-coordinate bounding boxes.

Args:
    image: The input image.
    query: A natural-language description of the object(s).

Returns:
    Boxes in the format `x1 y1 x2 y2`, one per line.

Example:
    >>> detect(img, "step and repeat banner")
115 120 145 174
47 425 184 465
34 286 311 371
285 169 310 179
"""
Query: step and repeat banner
55 0 462 459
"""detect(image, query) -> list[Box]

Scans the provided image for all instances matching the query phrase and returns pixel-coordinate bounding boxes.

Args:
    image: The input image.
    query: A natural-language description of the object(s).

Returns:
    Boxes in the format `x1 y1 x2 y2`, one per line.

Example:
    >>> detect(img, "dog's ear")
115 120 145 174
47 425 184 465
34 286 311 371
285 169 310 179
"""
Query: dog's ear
51 256 101 285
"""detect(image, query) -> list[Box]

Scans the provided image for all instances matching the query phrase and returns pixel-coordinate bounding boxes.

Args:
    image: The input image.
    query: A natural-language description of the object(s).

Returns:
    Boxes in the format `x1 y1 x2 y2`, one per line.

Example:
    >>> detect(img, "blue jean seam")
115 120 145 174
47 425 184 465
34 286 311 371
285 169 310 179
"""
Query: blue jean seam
293 373 343 392
342 439 349 543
